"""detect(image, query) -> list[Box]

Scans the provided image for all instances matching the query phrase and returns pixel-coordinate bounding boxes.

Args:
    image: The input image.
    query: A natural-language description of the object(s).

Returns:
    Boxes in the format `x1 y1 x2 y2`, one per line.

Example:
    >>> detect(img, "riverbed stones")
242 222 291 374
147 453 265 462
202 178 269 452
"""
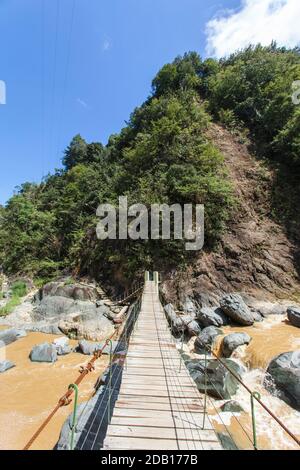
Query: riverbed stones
0 329 18 346
0 360 15 373
194 326 223 353
222 332 251 358
197 307 229 328
220 294 254 326
35 281 100 303
29 343 58 363
53 337 72 356
221 400 244 413
287 306 300 328
77 339 119 355
264 350 300 411
179 315 201 336
187 358 245 399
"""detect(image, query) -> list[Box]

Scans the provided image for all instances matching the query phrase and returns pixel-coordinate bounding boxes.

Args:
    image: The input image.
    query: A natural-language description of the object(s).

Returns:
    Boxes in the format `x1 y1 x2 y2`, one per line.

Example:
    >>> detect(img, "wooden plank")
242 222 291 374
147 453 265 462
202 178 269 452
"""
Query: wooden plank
114 401 204 413
107 425 218 442
110 415 211 430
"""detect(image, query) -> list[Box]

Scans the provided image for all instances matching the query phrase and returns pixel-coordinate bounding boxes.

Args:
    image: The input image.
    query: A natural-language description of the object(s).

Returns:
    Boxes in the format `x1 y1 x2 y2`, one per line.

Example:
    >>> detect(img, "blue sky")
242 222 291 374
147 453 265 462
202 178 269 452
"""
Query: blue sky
0 0 299 205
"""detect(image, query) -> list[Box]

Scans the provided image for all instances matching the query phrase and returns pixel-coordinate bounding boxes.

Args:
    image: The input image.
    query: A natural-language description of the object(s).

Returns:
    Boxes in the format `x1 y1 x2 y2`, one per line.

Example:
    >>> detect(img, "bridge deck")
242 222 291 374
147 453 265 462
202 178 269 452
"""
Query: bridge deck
103 281 221 450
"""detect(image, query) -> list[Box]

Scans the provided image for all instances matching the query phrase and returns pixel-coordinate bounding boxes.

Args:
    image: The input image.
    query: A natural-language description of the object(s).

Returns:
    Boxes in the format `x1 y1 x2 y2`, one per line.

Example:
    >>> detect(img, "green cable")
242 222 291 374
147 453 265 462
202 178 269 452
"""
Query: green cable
68 383 79 451
251 391 261 450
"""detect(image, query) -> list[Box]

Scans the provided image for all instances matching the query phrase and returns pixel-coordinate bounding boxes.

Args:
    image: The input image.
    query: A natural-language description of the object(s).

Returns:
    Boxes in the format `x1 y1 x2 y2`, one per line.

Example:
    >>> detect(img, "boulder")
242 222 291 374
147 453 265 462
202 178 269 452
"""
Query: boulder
58 313 115 342
287 306 300 328
220 294 254 326
197 307 229 328
264 351 300 411
77 340 119 355
164 304 185 334
0 329 18 346
35 281 100 303
222 333 251 358
252 311 264 322
180 297 198 317
0 360 15 373
221 400 244 413
164 303 177 323
26 323 62 335
187 358 245 399
194 326 223 353
53 337 72 356
14 329 27 338
179 315 201 337
30 343 58 363
217 433 239 451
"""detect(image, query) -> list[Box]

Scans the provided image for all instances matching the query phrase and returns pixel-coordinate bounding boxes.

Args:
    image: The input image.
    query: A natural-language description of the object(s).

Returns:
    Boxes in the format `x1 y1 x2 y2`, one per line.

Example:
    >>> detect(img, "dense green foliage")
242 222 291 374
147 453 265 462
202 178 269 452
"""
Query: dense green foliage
1 44 299 284
205 43 300 166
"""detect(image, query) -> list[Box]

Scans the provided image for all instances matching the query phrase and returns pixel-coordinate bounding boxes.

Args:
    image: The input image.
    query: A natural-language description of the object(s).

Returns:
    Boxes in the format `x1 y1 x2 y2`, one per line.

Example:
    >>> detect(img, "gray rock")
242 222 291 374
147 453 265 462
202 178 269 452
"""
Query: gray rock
197 307 229 328
179 315 201 336
164 303 177 323
264 351 300 411
194 326 223 353
36 281 100 303
221 400 244 413
14 329 27 338
257 304 286 317
164 304 186 334
220 294 254 326
181 297 198 317
0 329 18 346
252 311 264 322
53 337 72 356
189 358 245 399
0 360 15 373
26 323 62 335
287 306 300 328
30 343 58 363
77 340 119 355
56 386 105 450
222 333 251 358
217 433 239 450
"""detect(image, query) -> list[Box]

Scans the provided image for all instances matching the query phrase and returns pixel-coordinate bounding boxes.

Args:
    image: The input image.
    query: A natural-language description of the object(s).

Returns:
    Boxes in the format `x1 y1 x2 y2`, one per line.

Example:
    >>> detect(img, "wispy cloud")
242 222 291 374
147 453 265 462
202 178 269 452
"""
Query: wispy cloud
205 0 300 58
102 36 112 52
77 98 89 109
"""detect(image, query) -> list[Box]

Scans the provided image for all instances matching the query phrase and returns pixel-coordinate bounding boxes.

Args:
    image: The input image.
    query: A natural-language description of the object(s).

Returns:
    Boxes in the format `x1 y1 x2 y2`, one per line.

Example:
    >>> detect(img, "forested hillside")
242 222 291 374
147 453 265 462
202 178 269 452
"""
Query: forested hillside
0 44 299 292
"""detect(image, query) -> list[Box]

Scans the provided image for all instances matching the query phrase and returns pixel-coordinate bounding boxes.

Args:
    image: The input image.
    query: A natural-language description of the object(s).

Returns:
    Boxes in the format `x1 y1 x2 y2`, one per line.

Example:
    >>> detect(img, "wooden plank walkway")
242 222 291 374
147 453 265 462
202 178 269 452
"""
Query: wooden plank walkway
103 281 221 450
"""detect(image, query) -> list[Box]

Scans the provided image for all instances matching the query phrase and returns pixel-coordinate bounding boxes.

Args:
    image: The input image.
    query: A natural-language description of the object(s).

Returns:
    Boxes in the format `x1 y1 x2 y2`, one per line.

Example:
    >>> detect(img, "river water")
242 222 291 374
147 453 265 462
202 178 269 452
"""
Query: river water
0 328 108 450
209 316 300 450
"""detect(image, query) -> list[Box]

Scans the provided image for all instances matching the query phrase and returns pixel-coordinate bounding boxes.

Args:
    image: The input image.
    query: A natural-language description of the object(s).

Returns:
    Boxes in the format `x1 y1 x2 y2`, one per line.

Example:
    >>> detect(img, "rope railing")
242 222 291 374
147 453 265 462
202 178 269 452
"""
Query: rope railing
160 291 300 450
23 287 143 451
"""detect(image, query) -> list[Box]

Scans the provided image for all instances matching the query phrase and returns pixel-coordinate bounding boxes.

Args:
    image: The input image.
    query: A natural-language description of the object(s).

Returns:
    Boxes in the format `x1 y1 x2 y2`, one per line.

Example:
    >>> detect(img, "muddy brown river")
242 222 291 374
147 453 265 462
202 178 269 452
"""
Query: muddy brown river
0 329 108 450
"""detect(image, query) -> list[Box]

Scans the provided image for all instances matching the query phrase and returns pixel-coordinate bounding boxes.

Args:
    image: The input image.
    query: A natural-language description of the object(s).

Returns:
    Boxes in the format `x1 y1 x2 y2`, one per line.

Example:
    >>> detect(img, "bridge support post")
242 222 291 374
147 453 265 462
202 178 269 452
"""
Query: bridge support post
144 271 150 282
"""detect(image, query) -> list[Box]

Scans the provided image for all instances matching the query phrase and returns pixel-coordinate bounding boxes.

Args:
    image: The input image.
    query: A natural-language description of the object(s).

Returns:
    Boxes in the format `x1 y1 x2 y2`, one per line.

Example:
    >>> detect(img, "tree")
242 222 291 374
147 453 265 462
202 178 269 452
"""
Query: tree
62 134 88 170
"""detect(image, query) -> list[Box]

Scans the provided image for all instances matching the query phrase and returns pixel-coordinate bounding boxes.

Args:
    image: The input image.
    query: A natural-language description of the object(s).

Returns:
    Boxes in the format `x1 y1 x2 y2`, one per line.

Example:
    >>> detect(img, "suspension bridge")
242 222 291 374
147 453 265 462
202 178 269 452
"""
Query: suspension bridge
23 272 300 451
102 278 221 450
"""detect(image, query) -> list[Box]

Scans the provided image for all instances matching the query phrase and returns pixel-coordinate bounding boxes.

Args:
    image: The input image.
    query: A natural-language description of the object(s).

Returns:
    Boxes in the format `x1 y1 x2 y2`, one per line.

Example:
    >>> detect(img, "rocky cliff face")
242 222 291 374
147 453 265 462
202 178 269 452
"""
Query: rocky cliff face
162 123 300 307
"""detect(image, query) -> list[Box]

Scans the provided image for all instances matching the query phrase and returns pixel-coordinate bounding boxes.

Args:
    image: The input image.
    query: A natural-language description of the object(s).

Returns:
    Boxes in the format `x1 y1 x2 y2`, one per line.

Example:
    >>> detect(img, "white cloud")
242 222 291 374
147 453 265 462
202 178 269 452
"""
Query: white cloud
77 98 88 109
102 37 112 52
206 0 300 58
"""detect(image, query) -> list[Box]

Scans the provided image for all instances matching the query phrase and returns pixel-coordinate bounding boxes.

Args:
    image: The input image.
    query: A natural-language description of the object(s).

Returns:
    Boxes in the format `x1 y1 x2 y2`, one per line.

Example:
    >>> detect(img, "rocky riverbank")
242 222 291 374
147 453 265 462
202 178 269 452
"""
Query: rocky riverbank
162 290 300 449
0 279 125 341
